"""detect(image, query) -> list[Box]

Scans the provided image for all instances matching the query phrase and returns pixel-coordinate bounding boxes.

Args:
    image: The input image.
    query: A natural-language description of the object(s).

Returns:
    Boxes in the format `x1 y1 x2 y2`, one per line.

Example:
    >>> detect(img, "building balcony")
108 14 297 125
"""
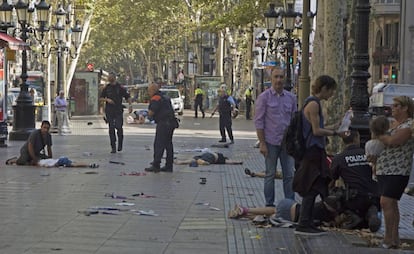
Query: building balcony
371 0 400 15
372 47 399 64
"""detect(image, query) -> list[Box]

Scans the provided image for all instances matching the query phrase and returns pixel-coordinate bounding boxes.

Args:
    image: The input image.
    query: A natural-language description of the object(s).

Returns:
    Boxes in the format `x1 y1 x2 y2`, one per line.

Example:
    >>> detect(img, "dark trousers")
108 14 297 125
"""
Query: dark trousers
245 99 252 119
345 194 380 219
153 123 174 168
106 113 123 150
298 188 320 227
219 113 233 141
194 99 204 118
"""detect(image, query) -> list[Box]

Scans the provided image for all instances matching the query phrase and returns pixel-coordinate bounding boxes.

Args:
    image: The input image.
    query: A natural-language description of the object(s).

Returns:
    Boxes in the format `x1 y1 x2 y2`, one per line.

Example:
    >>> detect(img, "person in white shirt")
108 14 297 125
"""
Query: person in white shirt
54 90 68 135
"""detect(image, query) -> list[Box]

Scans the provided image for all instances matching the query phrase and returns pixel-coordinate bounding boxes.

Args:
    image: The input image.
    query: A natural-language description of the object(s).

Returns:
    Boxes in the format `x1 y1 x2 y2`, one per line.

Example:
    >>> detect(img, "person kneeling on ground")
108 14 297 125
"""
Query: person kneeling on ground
330 130 381 232
175 151 243 165
6 120 52 166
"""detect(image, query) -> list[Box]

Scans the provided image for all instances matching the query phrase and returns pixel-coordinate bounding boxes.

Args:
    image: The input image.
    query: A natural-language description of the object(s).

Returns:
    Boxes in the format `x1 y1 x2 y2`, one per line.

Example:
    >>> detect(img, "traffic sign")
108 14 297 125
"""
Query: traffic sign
383 66 389 75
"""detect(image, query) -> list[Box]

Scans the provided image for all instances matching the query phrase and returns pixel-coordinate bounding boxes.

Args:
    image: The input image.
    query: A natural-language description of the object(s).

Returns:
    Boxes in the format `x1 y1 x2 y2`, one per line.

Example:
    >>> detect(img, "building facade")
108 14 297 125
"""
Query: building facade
370 0 401 86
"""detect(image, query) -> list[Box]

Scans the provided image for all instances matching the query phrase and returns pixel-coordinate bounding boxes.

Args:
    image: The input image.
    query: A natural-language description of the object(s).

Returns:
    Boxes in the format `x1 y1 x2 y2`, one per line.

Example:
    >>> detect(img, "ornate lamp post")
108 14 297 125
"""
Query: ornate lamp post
264 1 300 91
350 0 371 145
9 0 51 140
258 33 267 94
298 0 311 107
44 5 82 94
0 0 13 32
42 4 82 134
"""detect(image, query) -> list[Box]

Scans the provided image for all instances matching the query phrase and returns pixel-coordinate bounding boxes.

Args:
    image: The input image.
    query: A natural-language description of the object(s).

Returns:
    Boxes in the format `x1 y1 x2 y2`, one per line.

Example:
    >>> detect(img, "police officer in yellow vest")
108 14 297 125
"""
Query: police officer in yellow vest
194 85 205 118
245 86 254 120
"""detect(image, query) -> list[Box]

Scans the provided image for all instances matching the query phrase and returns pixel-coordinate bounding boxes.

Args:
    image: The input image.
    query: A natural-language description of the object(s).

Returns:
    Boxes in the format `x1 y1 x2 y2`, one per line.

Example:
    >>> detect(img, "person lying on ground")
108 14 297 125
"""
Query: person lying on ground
7 156 99 168
127 109 155 124
244 167 283 179
228 198 338 226
5 120 52 166
175 151 243 165
228 197 365 230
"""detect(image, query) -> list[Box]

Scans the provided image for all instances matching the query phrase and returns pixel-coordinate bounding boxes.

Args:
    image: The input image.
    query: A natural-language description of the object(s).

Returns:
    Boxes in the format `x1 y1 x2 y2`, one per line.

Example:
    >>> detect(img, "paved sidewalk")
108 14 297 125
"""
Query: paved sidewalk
0 111 413 253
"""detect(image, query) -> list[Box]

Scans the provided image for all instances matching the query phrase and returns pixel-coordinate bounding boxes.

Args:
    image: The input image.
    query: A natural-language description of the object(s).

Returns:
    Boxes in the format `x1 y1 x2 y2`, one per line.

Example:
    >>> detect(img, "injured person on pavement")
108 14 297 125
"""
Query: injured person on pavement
175 151 243 165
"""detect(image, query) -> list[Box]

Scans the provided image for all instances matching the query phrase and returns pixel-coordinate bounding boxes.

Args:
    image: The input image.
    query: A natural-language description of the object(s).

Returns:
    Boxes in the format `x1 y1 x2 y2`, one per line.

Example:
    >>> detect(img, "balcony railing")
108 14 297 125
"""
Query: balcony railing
372 47 399 64
372 0 400 15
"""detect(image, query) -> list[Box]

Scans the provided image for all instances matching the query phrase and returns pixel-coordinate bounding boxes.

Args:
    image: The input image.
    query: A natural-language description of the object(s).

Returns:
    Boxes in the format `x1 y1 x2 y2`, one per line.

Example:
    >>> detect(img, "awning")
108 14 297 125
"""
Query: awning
0 33 30 50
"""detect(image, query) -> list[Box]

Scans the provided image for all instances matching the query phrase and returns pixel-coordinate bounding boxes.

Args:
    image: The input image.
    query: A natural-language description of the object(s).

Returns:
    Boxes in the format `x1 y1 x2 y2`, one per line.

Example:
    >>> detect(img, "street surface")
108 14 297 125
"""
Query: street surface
0 109 413 253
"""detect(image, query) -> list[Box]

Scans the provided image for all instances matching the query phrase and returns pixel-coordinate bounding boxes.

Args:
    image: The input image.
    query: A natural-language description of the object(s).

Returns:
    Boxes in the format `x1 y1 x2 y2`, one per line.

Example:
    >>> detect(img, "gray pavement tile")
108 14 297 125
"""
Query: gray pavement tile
1 113 414 253
97 240 167 254
164 242 227 254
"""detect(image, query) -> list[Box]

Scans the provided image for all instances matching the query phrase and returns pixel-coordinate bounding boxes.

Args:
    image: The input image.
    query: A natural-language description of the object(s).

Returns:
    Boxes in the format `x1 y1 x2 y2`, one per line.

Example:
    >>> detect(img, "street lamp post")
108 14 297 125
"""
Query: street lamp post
298 0 311 108
258 33 267 94
42 5 82 134
282 1 298 91
53 5 65 95
8 0 51 140
350 0 371 145
264 1 300 92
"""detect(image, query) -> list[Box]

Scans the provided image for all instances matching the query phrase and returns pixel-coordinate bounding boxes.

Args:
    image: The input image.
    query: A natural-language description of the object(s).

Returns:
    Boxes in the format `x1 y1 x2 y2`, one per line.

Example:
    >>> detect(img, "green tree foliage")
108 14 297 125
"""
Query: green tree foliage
78 0 275 82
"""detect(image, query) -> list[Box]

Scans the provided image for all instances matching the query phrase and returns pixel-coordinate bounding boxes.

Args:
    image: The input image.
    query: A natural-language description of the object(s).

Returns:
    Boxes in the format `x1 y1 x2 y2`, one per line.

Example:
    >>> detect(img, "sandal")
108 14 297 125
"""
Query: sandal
244 168 256 177
228 204 248 219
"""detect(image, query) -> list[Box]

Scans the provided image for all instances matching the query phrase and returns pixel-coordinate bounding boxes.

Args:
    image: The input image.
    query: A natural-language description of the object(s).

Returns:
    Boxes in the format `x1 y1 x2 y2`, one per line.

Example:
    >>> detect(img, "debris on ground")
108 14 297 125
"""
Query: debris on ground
115 202 135 206
119 171 147 176
109 160 125 165
131 193 156 198
133 210 159 216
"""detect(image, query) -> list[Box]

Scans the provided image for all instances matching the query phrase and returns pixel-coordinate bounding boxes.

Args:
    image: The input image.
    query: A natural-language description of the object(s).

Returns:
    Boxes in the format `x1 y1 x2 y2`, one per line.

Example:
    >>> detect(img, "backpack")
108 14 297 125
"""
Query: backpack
282 98 318 161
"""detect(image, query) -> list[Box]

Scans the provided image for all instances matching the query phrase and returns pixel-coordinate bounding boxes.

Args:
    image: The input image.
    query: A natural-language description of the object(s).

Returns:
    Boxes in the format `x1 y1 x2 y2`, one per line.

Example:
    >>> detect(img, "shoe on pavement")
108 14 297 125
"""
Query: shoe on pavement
366 205 381 232
145 165 160 173
5 157 17 165
118 145 123 152
218 139 226 143
202 112 205 118
341 210 362 229
294 226 327 236
228 204 247 219
244 168 256 177
160 166 173 172
89 163 99 168
230 140 234 144
110 149 116 154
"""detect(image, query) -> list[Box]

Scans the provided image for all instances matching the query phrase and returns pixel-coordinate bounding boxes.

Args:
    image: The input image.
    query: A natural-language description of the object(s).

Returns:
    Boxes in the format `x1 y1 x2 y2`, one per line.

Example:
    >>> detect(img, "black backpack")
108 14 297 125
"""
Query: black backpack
282 98 319 161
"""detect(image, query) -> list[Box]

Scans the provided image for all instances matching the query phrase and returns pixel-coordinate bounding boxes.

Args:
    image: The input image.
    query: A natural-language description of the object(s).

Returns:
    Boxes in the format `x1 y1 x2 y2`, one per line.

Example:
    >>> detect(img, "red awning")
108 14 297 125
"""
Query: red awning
0 33 30 50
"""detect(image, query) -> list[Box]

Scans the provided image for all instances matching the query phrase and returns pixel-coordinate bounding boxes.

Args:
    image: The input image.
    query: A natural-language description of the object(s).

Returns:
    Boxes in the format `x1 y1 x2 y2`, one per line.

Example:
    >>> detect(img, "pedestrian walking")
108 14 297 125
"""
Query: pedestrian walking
145 83 178 173
292 75 346 236
254 67 297 204
245 86 254 120
211 84 235 144
194 85 205 118
100 72 132 153
54 90 69 135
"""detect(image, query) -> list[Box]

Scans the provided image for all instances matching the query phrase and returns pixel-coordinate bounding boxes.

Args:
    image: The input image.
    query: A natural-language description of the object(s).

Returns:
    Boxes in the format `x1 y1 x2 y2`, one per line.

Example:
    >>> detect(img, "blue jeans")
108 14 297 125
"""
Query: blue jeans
264 143 295 206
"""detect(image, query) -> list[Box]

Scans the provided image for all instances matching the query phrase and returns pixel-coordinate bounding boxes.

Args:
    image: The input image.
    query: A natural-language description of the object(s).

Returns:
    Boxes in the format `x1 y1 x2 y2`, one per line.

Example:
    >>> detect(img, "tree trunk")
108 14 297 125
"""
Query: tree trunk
324 0 346 153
